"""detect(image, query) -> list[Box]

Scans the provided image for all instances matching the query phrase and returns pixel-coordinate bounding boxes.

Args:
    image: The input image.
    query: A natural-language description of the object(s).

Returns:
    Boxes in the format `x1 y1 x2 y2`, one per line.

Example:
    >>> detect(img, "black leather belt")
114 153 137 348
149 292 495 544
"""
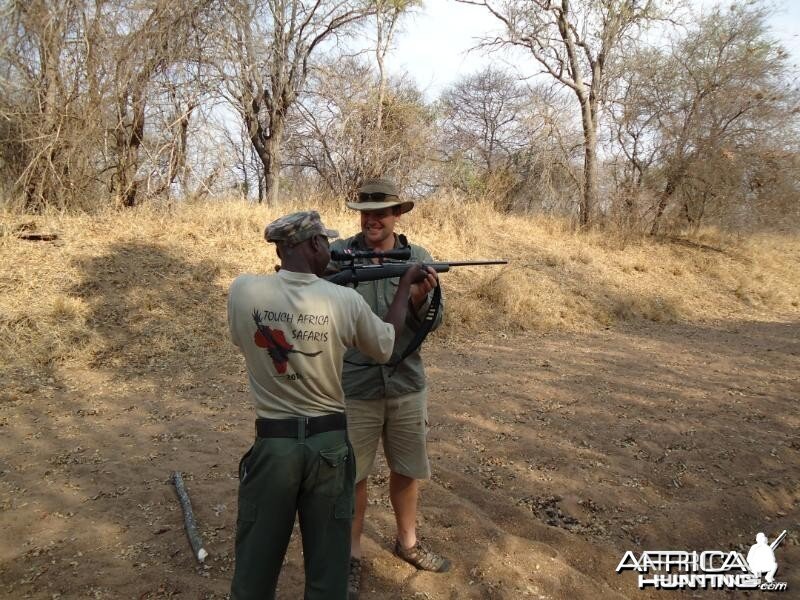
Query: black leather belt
255 412 347 438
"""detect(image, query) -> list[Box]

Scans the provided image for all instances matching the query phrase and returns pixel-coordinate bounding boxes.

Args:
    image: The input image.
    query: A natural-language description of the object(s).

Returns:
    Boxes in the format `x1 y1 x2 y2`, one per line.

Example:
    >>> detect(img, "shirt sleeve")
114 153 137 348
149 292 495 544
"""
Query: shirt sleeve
350 293 395 363
227 277 242 348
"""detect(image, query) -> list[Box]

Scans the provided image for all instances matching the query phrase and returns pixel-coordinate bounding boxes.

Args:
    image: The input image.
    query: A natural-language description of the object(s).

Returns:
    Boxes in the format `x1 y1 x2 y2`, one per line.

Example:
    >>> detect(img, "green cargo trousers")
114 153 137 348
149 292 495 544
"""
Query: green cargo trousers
230 426 355 600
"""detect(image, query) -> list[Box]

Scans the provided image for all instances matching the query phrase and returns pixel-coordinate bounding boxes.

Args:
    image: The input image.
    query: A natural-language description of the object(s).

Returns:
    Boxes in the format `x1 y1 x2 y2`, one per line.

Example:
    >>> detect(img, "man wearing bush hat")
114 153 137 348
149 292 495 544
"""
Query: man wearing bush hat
228 210 431 600
331 178 450 599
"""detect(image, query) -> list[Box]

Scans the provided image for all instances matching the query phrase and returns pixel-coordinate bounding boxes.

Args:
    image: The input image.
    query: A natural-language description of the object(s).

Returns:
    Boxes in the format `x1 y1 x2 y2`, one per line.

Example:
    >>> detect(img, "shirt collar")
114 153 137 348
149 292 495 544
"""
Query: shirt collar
277 269 319 283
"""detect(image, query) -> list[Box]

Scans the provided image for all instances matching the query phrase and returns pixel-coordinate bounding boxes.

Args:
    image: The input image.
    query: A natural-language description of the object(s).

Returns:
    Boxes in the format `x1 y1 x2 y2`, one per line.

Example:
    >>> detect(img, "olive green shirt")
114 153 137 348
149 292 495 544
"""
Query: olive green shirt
330 233 443 401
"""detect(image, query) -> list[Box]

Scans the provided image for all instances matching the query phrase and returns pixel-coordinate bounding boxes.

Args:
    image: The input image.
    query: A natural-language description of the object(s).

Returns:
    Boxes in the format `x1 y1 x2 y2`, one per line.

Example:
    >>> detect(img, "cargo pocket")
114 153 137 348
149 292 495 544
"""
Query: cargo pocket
237 498 257 523
316 444 349 497
234 497 257 549
334 490 354 519
335 440 356 519
238 445 254 484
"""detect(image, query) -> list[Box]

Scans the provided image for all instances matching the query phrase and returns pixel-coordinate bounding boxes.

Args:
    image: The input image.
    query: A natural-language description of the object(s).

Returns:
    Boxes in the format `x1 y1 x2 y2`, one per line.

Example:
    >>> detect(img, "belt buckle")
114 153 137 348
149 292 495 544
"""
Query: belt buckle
304 416 311 438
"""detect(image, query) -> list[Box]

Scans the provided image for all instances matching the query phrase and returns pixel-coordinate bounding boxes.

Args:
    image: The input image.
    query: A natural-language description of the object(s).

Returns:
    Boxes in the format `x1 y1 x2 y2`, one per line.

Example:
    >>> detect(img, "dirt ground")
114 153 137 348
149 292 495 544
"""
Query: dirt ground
1 320 798 599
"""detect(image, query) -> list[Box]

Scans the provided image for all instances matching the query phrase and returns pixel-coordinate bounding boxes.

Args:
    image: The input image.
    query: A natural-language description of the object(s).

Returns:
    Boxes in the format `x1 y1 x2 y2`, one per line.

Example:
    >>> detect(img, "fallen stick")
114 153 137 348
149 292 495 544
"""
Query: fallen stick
171 471 208 563
16 232 59 241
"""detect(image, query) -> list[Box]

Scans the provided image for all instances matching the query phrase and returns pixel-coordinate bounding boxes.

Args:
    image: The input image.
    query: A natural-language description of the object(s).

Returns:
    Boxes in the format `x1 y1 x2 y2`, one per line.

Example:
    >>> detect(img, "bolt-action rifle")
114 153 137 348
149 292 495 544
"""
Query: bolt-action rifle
325 247 507 370
325 247 507 286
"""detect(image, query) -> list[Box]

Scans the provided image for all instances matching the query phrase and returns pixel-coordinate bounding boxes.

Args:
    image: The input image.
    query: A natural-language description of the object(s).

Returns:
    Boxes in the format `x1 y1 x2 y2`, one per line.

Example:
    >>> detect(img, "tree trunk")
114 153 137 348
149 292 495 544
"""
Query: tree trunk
650 177 677 235
375 10 385 134
263 122 283 206
113 85 146 207
24 19 64 212
579 101 598 228
681 200 693 225
171 106 192 195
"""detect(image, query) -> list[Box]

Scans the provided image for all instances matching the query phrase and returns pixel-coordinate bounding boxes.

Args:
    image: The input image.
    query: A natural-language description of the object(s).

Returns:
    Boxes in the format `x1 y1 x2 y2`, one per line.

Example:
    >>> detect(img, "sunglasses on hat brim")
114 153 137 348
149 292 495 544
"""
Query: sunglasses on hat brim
357 192 399 202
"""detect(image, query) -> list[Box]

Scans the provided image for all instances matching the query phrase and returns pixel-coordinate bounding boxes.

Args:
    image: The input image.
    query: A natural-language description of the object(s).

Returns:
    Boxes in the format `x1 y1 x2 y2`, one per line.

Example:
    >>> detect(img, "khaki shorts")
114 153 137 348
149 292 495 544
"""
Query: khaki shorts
346 388 430 482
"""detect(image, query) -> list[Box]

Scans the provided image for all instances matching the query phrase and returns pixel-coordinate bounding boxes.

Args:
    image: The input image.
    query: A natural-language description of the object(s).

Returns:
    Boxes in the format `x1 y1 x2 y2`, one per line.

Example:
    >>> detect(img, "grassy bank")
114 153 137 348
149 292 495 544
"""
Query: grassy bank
1 196 798 379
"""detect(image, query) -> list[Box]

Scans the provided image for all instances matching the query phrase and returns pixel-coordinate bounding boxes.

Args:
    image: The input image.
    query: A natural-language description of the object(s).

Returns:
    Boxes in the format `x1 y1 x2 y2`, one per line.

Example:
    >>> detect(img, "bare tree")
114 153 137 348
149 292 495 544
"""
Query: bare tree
372 0 420 132
289 56 434 197
606 45 663 227
218 0 373 205
109 1 214 206
437 67 582 212
0 0 107 210
439 67 531 175
0 0 216 210
457 0 658 226
220 117 266 200
609 2 798 233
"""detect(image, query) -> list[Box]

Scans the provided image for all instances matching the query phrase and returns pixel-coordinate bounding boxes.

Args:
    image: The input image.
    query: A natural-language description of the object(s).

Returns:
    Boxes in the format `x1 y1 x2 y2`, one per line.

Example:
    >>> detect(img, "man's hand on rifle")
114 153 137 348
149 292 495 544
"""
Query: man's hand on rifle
398 263 435 288
409 267 439 311
383 264 436 335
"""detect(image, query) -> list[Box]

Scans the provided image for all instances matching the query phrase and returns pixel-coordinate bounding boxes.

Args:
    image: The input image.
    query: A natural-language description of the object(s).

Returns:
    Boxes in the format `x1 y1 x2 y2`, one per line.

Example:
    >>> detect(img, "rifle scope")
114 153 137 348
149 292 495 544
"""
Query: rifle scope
330 248 412 262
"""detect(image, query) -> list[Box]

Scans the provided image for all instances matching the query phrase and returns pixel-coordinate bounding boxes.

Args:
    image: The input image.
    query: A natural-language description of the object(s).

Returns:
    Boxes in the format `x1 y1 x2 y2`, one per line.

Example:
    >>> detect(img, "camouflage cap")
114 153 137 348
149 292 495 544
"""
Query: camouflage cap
346 177 414 214
264 210 339 246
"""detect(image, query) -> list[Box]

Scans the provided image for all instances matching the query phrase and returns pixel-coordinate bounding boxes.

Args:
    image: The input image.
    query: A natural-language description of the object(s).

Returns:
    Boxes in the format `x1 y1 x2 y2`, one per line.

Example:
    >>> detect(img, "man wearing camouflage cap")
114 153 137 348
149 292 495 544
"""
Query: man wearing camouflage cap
227 210 433 600
330 178 450 600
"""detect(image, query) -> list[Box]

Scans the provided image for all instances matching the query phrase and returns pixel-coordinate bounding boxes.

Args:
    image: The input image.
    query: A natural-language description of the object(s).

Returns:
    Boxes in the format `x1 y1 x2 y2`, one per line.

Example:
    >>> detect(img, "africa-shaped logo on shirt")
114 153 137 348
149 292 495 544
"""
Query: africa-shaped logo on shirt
252 309 322 374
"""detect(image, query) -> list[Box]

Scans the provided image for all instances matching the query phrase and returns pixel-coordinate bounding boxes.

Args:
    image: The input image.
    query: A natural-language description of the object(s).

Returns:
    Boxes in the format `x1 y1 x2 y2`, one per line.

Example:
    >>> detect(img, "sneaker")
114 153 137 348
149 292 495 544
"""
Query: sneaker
348 557 362 600
393 539 451 572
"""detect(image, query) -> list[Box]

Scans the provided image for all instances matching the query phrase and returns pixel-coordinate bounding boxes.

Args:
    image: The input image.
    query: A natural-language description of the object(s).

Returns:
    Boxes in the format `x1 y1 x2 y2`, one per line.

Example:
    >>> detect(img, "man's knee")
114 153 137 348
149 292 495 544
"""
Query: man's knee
383 390 430 480
389 470 416 485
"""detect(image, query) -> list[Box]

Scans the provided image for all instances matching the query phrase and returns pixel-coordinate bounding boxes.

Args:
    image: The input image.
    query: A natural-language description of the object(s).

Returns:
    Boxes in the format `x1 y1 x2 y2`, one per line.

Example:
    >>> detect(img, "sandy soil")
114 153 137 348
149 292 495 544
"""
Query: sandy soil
1 320 798 599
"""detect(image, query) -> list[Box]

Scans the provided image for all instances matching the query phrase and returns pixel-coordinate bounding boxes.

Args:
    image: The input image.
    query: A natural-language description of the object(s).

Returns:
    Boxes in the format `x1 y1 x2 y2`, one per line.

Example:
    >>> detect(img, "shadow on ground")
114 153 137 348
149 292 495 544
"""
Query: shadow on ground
0 241 245 599
415 319 799 599
1 238 798 600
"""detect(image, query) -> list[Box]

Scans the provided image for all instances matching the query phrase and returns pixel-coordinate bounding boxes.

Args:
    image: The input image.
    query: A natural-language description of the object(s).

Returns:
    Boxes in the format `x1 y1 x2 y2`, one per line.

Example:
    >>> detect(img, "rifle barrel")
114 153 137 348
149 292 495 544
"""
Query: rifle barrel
440 260 508 267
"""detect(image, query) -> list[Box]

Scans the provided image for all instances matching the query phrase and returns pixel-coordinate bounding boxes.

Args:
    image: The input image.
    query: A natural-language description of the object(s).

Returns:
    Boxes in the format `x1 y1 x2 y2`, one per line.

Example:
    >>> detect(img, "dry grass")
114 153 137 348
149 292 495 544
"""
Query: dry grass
1 195 799 379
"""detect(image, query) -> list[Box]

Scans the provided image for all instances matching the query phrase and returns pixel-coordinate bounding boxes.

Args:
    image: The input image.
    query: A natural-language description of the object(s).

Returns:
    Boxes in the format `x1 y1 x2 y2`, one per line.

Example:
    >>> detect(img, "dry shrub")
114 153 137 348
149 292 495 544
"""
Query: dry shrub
1 196 798 378
444 268 567 332
1 284 97 369
611 294 682 323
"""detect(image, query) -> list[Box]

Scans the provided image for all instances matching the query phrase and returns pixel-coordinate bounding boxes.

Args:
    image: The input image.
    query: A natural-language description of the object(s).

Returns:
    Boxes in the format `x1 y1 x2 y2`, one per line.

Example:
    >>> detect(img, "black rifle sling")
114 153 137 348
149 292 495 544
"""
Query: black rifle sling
344 283 441 374
387 282 441 374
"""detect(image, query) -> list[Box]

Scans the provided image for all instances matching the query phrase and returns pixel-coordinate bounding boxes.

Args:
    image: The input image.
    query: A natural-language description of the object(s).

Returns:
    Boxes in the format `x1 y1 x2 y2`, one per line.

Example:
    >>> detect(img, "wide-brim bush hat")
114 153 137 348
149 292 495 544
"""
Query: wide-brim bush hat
346 177 414 214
